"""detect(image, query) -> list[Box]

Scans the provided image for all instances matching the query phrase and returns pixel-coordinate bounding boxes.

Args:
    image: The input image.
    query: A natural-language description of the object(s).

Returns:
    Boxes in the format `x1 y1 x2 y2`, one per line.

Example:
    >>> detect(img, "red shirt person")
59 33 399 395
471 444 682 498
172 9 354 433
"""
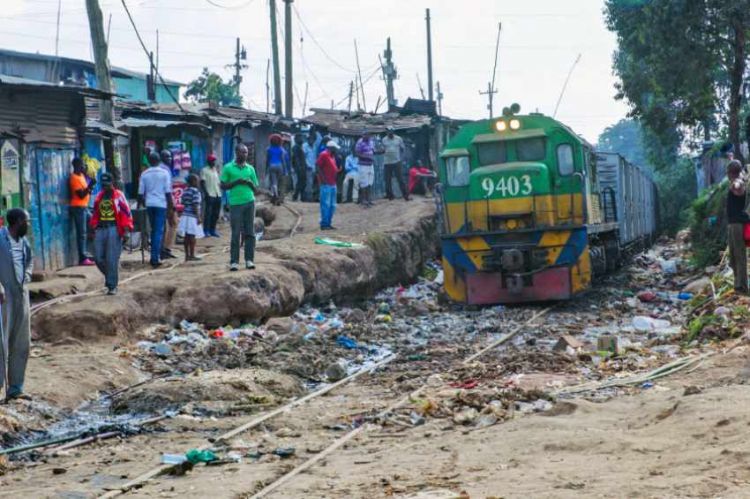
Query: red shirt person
89 173 133 295
315 141 342 230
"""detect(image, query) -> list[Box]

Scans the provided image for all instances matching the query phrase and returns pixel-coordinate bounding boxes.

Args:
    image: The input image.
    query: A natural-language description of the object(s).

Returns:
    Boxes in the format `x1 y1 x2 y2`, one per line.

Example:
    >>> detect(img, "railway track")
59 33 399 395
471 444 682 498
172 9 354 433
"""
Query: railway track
94 307 552 498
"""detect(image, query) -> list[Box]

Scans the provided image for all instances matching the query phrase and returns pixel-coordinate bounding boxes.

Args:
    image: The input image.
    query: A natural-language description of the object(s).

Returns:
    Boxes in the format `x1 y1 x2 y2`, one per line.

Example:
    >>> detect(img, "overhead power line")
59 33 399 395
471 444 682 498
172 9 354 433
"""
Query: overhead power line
291 4 355 73
120 0 183 110
204 0 255 8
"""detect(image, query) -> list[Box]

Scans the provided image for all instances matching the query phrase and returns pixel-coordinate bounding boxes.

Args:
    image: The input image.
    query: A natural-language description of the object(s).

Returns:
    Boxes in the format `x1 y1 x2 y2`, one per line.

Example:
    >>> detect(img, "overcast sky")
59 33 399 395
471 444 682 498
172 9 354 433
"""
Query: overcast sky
1 0 628 142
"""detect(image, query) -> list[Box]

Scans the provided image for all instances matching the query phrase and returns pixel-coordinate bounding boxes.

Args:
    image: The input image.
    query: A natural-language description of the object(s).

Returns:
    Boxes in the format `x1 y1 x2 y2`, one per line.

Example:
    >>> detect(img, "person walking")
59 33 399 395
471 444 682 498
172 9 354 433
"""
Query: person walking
382 127 409 201
221 143 259 271
179 174 205 261
201 153 222 237
0 208 32 402
90 173 133 295
267 134 289 205
138 151 174 268
355 132 376 207
727 160 749 293
159 150 178 260
303 131 322 201
291 134 307 201
343 150 359 203
68 158 96 266
316 140 342 230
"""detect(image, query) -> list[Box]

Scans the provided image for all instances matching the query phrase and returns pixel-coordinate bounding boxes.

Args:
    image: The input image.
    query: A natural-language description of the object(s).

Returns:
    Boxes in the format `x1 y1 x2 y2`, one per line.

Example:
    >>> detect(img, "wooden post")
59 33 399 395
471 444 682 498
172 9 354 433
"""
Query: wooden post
269 0 283 115
283 0 294 118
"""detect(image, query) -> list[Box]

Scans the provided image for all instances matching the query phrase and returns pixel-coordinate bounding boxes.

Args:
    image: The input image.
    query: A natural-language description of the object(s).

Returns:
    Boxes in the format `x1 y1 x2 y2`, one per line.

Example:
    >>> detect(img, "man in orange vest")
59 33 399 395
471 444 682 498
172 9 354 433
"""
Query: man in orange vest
69 158 95 266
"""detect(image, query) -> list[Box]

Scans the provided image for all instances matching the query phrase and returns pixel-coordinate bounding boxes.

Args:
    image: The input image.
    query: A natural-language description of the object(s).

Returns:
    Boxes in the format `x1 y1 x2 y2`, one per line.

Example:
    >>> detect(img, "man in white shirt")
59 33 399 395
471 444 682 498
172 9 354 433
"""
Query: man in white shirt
0 208 33 402
381 127 409 201
158 150 178 259
138 151 174 268
201 153 222 237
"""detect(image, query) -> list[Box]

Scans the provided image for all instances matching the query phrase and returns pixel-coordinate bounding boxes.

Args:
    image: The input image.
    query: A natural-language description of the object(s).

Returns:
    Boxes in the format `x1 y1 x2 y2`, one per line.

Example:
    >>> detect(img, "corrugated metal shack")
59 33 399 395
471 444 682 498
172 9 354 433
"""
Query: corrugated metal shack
301 107 439 199
0 74 108 271
117 102 292 197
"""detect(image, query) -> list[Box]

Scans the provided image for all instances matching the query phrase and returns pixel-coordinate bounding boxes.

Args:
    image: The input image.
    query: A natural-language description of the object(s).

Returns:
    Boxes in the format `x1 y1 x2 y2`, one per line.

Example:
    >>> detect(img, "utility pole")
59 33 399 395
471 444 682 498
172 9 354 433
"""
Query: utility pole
347 81 354 113
425 8 434 102
479 22 501 118
265 58 271 113
230 37 248 94
479 82 497 118
417 73 426 100
283 0 293 118
85 0 116 177
354 39 366 111
553 53 582 118
55 0 62 56
148 51 155 101
269 0 282 115
436 81 443 117
383 37 398 109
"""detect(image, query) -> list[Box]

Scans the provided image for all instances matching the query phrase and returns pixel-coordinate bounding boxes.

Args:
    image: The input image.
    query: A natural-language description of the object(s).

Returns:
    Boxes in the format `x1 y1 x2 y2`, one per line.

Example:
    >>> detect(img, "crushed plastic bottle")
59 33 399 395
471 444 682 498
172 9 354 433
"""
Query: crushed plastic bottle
161 453 188 465
632 316 672 332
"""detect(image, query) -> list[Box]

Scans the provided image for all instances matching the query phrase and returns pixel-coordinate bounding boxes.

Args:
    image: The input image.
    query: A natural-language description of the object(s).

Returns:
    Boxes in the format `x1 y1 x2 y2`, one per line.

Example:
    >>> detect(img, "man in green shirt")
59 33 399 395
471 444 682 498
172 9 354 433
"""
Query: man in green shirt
220 143 259 271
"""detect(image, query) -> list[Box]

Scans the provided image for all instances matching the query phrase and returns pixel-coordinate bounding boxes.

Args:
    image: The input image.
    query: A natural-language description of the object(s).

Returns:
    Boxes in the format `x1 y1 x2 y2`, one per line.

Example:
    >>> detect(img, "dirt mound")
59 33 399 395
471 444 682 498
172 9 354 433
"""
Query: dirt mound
32 202 437 342
111 368 302 414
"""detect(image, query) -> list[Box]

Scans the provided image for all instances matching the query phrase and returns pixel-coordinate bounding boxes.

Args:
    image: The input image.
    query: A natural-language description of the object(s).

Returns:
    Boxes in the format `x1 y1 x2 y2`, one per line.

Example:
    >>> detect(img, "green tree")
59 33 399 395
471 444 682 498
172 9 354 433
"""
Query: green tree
185 68 242 107
605 0 750 161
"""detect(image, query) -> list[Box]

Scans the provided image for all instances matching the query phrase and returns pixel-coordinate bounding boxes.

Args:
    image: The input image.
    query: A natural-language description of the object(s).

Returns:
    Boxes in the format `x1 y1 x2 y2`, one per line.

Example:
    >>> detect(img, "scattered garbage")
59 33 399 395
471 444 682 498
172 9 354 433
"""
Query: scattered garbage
553 335 585 355
183 449 217 464
314 237 364 248
632 316 672 332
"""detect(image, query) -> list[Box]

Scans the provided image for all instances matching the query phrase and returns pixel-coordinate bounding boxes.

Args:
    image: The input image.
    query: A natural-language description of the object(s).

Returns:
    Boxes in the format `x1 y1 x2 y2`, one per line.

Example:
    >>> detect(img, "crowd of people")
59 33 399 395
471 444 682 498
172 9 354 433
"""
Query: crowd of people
0 128 436 402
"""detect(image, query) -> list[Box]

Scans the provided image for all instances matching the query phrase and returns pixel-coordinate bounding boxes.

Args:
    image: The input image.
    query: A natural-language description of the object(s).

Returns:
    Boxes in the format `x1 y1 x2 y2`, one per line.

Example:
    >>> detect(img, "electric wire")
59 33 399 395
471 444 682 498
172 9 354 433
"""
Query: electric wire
291 3 356 73
120 0 183 110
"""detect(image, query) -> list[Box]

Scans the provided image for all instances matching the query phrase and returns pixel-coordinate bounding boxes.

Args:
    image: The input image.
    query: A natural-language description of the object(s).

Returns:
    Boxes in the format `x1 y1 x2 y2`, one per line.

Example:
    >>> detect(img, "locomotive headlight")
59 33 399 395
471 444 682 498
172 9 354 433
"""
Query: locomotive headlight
495 120 507 132
509 119 521 130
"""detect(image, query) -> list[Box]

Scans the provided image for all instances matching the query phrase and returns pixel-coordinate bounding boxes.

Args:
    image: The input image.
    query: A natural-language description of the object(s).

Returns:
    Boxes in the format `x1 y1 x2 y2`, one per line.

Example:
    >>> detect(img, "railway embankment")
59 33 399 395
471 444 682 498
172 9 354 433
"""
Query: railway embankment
31 199 438 342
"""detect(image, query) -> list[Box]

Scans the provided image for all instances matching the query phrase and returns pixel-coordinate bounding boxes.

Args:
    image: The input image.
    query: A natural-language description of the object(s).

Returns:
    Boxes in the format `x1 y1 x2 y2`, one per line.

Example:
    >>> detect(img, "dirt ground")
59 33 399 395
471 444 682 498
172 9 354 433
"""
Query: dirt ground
3 203 750 499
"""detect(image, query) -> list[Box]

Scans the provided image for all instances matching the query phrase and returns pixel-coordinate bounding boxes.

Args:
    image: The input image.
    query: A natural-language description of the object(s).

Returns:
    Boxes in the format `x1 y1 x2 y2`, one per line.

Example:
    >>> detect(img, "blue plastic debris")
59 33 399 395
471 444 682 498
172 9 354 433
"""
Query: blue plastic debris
641 381 654 389
336 335 359 349
677 292 693 300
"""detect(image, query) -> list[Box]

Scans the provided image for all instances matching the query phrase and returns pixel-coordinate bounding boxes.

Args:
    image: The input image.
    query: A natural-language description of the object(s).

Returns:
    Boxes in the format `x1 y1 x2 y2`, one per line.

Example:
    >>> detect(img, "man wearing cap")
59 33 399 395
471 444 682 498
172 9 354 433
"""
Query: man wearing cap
90 173 133 295
316 140 342 230
201 153 222 237
382 127 409 201
138 151 174 268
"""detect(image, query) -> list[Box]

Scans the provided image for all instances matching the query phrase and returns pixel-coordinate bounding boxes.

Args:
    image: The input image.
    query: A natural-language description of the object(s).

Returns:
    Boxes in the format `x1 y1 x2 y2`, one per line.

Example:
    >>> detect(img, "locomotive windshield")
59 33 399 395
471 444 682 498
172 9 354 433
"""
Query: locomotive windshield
477 141 507 166
516 138 546 161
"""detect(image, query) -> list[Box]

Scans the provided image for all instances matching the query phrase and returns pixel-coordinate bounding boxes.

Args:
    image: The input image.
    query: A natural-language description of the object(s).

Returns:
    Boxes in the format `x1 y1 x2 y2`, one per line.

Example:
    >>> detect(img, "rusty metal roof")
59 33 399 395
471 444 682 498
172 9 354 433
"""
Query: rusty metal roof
301 109 432 136
0 74 112 100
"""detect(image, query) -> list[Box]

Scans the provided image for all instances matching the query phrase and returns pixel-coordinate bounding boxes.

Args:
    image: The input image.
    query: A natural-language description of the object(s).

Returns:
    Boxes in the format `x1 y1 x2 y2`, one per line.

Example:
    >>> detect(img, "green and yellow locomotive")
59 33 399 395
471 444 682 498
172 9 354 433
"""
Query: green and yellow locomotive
436 106 657 304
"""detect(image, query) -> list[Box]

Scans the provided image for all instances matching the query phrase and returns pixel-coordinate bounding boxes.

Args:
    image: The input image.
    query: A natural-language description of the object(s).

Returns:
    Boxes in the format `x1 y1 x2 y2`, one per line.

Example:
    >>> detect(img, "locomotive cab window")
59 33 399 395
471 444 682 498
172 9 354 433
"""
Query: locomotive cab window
557 144 575 175
477 141 507 166
516 137 546 161
445 156 470 187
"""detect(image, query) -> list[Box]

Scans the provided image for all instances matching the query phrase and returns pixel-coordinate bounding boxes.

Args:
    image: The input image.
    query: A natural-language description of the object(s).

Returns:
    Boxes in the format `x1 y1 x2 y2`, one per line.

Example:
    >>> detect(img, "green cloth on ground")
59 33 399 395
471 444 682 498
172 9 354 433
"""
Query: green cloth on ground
220 160 259 206
185 449 217 464
314 237 364 248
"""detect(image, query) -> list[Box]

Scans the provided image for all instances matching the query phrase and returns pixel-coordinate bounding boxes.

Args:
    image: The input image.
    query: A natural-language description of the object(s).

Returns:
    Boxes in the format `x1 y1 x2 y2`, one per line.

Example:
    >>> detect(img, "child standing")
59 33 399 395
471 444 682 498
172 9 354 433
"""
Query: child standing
178 174 204 261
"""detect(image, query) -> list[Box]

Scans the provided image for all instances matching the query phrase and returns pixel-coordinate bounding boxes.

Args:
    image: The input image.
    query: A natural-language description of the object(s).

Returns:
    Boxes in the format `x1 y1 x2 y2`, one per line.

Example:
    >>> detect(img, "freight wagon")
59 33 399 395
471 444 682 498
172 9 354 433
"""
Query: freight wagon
436 107 658 305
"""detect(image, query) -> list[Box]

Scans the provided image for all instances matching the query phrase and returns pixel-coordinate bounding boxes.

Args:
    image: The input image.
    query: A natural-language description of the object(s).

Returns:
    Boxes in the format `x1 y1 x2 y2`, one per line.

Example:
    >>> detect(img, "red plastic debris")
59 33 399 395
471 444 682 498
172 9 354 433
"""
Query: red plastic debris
449 379 479 390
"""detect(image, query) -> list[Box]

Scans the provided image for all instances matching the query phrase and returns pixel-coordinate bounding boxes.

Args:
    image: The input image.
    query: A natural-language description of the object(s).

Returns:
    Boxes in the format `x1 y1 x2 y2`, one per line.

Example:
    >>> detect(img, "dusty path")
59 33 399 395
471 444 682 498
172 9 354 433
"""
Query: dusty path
1 206 746 499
